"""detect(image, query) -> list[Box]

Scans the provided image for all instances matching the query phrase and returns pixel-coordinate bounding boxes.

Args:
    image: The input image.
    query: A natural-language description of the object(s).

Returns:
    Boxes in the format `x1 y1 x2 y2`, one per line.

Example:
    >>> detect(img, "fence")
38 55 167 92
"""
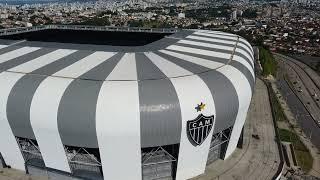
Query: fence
207 127 232 165
0 153 5 168
264 80 285 180
0 25 178 36
142 146 177 180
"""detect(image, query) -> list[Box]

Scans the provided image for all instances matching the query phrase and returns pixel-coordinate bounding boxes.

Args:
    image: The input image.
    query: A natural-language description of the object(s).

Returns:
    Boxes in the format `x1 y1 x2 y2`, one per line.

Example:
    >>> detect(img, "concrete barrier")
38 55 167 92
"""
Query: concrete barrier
263 80 285 180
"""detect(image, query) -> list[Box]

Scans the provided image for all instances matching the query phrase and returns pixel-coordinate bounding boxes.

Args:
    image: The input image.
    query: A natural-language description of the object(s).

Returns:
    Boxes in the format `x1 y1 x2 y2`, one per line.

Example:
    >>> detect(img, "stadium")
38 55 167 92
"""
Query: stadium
0 25 254 180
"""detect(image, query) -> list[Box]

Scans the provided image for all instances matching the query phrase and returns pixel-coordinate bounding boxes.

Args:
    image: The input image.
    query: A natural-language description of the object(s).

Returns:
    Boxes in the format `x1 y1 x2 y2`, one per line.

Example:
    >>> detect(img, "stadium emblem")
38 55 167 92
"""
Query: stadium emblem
187 114 214 146
195 102 206 112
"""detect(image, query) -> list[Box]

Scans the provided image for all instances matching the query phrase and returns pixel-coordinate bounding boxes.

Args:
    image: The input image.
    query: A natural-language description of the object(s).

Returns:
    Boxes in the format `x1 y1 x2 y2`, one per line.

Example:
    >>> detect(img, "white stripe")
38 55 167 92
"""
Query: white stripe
195 29 210 33
233 55 255 78
30 77 73 172
166 45 231 60
238 43 253 59
179 39 253 66
106 53 137 80
0 45 8 49
97 53 141 179
217 65 252 159
0 72 25 171
194 31 238 41
159 49 224 69
199 30 238 37
182 36 253 63
0 47 40 64
235 48 254 67
187 35 236 45
96 81 141 180
9 49 76 73
147 52 216 180
195 31 253 55
54 52 116 78
187 35 253 58
30 52 116 172
0 49 77 171
239 38 253 52
145 52 192 77
178 39 234 51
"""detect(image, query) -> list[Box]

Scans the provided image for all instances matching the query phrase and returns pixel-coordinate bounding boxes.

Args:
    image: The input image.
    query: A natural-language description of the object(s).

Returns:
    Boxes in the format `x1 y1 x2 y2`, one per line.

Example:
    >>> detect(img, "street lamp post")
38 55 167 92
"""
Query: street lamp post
309 129 313 140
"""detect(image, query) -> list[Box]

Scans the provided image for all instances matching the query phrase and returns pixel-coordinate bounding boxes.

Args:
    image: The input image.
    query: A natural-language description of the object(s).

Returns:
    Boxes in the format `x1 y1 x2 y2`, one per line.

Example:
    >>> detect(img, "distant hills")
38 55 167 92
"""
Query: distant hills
0 0 96 5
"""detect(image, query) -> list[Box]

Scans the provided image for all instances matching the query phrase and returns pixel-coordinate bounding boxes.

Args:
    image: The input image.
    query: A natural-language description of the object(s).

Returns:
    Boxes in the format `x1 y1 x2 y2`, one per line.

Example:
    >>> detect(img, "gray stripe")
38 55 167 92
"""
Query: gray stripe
168 44 254 88
33 50 94 75
229 61 255 93
199 31 249 49
198 71 239 133
0 39 19 45
58 53 123 148
237 40 254 58
186 35 236 48
0 45 23 55
136 53 182 147
175 41 233 55
0 48 55 73
238 37 253 51
6 50 91 139
185 35 253 60
135 53 167 80
7 74 46 138
192 33 238 42
174 42 254 69
78 53 124 81
154 52 239 134
205 31 237 37
164 49 227 64
234 49 254 68
154 51 210 74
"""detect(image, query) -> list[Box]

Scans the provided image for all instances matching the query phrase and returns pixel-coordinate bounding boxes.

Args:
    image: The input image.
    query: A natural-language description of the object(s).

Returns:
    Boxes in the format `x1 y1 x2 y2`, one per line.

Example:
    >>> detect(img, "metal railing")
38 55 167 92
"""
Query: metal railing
142 146 177 180
0 25 178 36
207 127 232 165
65 147 103 179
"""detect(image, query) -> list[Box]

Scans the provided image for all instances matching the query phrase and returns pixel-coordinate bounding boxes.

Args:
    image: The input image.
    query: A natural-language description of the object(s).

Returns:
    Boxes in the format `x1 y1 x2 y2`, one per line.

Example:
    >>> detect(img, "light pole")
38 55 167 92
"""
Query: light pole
309 129 313 140
283 91 293 109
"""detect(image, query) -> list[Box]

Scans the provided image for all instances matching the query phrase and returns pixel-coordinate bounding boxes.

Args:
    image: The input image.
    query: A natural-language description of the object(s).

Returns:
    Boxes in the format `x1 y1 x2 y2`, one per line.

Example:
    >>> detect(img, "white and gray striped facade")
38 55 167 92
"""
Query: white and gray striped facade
0 28 254 180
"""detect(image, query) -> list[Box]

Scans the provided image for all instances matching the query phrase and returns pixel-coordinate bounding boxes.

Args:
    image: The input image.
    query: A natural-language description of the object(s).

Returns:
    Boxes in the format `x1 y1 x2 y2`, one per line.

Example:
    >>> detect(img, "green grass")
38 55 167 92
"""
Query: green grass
269 86 287 122
259 47 277 76
295 150 313 172
278 128 313 172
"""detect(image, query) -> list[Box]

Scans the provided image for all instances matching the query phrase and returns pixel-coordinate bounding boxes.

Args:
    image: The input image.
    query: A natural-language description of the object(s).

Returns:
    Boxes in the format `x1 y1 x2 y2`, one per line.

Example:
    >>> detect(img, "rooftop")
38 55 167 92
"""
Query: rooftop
0 25 175 46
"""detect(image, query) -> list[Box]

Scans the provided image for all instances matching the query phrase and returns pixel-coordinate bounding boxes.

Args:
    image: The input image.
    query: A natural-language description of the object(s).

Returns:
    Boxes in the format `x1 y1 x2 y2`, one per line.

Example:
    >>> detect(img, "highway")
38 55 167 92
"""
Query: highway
274 53 320 125
273 53 320 148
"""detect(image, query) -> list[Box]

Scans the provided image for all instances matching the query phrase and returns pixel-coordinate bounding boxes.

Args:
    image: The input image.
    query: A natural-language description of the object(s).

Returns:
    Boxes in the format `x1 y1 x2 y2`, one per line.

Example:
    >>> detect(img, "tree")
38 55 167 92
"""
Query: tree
242 9 258 18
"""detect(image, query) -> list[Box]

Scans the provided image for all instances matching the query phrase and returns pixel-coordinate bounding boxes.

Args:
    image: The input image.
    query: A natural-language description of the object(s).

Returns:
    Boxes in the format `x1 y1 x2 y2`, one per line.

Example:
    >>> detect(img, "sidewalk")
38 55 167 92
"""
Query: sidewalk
0 168 47 180
193 79 280 180
270 79 320 177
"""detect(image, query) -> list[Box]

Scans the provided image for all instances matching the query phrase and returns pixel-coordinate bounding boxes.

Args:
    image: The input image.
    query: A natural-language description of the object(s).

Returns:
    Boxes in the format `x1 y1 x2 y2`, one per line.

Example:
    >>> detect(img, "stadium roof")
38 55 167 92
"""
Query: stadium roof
0 25 254 148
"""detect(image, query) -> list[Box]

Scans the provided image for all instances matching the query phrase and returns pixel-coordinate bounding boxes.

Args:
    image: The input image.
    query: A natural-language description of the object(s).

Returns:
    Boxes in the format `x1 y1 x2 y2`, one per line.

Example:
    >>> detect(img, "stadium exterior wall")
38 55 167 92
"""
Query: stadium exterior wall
0 27 255 180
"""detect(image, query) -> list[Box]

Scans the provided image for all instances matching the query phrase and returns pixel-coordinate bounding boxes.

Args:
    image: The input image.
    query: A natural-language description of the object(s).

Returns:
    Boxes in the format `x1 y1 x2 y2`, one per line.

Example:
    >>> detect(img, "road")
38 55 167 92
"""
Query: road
273 54 320 149
274 53 320 125
271 81 320 178
193 79 280 180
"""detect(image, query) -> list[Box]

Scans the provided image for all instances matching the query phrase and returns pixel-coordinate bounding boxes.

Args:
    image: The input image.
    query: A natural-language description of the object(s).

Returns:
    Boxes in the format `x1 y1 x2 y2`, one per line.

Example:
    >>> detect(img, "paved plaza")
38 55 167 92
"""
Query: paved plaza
193 79 280 180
